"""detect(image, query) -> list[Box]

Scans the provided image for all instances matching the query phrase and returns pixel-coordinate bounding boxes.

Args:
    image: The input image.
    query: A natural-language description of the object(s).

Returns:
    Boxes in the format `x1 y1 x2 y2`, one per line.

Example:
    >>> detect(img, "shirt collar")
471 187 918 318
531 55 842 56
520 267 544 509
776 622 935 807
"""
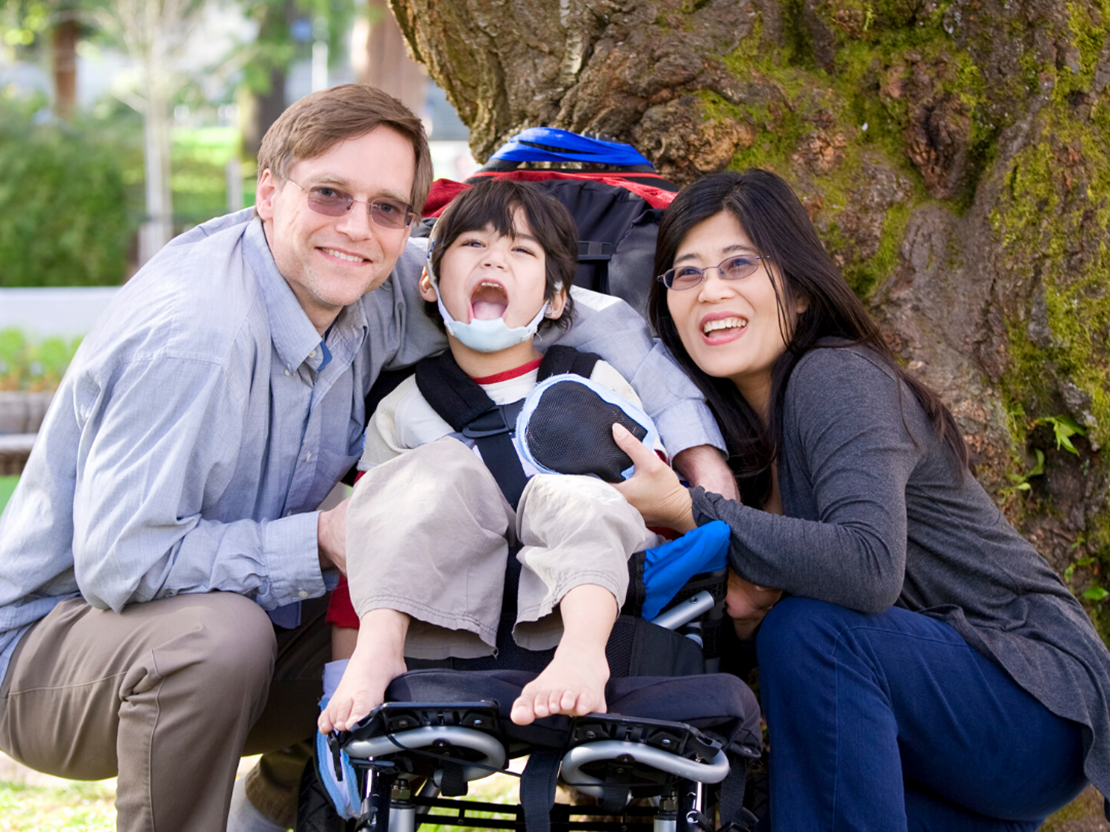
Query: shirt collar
244 218 367 374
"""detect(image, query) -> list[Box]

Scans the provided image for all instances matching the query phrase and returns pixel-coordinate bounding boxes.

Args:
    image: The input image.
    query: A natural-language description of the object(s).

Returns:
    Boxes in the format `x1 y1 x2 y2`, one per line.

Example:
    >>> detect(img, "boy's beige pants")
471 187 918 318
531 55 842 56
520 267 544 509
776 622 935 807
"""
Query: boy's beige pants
345 437 649 656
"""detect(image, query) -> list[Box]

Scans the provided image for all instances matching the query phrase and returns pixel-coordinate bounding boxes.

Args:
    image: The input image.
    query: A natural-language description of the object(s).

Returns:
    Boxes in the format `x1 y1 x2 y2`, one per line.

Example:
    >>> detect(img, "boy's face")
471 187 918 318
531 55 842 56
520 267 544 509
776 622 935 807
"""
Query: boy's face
420 209 566 328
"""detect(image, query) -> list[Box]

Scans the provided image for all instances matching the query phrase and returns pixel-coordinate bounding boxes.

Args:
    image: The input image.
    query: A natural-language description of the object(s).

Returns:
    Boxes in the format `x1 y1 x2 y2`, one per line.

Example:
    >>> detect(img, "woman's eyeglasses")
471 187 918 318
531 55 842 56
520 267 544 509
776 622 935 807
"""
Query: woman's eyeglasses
658 253 768 290
287 179 415 230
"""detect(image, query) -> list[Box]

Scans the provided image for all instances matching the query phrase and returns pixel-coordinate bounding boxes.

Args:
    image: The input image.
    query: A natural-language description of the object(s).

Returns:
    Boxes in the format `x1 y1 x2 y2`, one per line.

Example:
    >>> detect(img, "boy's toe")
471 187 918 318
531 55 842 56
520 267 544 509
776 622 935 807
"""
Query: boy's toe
510 699 534 726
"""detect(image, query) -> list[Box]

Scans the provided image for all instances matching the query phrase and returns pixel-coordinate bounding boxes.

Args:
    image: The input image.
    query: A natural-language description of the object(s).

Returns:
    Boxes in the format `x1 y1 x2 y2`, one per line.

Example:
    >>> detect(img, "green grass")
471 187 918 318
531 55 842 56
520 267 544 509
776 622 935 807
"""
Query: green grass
0 779 116 831
0 477 17 515
0 767 1100 829
0 770 516 832
420 773 518 832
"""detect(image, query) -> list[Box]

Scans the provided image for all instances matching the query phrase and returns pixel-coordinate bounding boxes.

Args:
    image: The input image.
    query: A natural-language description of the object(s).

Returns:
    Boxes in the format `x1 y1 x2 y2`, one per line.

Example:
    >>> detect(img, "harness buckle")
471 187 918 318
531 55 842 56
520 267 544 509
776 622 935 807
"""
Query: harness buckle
461 401 525 439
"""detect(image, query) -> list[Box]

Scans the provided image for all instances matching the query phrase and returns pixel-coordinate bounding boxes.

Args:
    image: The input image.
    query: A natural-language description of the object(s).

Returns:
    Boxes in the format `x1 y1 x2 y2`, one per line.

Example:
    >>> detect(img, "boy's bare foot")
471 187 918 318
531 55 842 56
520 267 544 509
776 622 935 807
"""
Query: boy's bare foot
510 644 610 725
319 610 409 733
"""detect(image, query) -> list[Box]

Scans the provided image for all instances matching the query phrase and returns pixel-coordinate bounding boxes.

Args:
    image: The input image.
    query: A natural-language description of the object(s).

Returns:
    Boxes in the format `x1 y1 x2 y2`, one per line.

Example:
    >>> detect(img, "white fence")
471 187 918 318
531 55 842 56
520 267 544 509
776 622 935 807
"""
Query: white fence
0 287 120 338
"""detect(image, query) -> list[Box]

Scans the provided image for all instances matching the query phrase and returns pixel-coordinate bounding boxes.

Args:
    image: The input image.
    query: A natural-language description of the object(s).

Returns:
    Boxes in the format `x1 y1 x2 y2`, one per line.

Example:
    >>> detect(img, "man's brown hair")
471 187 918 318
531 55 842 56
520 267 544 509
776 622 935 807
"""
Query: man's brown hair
257 84 433 212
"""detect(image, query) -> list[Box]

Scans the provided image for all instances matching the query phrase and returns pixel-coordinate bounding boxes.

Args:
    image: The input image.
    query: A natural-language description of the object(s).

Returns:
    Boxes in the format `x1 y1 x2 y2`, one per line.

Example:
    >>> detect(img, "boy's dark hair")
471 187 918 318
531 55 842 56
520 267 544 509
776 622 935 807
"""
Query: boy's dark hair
425 179 578 333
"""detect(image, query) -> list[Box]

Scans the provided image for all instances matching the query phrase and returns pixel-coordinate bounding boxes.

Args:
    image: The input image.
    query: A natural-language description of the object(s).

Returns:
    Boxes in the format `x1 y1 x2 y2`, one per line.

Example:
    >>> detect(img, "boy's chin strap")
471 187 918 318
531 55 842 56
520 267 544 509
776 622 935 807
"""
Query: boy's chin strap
435 294 550 353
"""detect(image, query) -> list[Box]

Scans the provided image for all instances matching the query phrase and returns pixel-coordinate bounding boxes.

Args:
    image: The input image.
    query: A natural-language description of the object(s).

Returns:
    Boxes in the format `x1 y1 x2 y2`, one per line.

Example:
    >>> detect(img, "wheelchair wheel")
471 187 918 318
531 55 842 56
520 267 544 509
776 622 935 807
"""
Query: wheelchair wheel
295 758 356 832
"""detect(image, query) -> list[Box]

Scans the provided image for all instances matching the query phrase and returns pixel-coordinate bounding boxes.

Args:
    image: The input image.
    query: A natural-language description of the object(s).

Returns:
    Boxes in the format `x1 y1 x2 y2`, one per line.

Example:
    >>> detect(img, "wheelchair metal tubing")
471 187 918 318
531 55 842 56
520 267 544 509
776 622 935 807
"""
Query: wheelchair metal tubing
680 782 705 832
654 791 678 832
560 741 730 800
388 782 415 832
357 766 395 832
649 591 715 630
345 725 508 782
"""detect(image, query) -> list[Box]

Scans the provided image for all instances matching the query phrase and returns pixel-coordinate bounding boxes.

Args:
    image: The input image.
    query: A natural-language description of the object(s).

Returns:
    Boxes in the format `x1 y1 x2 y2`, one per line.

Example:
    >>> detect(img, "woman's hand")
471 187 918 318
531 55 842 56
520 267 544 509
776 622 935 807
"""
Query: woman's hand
726 569 782 640
611 423 697 533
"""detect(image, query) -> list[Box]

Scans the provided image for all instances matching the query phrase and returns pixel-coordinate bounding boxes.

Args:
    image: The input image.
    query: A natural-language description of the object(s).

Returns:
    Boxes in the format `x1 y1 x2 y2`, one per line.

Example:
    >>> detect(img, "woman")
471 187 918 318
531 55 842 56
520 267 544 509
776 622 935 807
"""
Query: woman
612 168 1109 830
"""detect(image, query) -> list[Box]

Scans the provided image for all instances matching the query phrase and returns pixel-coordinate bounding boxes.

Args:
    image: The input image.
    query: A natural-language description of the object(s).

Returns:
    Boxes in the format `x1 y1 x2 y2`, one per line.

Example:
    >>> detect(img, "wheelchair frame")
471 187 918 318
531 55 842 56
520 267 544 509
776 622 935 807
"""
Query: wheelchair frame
326 589 761 832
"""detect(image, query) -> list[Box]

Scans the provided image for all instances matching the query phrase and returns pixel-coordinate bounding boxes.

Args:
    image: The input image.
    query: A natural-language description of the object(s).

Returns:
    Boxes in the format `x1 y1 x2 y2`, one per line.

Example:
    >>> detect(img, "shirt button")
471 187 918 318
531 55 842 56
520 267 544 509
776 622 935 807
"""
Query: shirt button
309 349 317 359
305 452 312 462
298 590 309 599
284 369 290 376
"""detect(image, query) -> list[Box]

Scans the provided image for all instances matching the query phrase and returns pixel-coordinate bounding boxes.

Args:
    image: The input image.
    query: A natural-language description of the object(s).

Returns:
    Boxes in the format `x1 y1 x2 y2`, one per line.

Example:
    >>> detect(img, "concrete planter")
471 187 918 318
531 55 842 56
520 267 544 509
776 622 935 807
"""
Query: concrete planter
0 391 54 435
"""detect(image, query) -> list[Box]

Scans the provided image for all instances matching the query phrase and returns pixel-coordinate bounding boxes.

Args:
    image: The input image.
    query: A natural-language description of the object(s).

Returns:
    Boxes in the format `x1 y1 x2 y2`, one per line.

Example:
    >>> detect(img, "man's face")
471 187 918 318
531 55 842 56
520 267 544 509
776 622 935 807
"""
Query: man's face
255 126 416 333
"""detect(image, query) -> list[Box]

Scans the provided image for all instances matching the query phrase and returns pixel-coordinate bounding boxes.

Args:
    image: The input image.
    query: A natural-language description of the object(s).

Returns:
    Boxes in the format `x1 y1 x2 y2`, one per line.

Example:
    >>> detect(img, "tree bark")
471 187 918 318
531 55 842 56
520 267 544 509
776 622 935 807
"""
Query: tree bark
353 0 427 119
390 0 1110 629
50 17 79 121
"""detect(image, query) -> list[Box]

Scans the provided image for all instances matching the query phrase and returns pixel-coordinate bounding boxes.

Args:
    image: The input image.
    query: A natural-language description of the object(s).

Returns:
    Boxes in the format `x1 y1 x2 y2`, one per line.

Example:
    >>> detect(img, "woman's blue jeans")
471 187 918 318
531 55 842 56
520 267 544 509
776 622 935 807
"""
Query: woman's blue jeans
755 597 1089 831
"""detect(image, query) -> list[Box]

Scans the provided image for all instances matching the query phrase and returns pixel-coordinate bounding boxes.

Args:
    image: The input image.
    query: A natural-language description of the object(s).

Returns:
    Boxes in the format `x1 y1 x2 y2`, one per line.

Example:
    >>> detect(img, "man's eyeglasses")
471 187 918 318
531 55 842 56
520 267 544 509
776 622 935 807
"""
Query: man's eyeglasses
658 253 768 291
287 179 415 230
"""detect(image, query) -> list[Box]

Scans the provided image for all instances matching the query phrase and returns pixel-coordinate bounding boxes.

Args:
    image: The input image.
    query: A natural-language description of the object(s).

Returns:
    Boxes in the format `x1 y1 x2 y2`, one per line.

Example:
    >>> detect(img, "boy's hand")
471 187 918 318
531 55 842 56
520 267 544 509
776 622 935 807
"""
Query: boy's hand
318 498 349 575
611 424 696 532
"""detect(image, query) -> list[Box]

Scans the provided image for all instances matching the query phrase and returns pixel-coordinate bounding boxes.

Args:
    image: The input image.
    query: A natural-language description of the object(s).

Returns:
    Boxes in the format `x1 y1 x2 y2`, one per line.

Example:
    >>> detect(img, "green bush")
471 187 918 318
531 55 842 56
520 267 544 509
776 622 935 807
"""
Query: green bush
0 327 82 391
0 96 133 287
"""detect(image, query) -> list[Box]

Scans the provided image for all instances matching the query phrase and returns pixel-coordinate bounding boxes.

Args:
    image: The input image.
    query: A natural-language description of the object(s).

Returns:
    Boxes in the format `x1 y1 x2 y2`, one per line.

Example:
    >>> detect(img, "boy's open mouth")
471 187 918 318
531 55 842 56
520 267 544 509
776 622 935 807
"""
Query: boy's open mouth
470 281 509 320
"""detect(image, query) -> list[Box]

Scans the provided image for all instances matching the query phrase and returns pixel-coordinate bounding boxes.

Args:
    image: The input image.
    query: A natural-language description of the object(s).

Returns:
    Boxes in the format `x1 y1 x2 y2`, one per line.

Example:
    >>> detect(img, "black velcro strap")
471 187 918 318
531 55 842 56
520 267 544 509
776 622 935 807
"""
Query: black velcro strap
578 240 615 261
538 345 600 381
716 754 751 830
519 748 561 832
416 351 530 507
469 414 529 509
437 764 469 797
416 350 496 432
599 777 629 812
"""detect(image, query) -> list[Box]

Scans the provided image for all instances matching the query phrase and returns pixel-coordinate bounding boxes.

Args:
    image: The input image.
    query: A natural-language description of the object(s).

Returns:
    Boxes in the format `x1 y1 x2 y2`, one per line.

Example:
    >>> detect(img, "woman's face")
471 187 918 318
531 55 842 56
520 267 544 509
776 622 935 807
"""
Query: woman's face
665 210 791 415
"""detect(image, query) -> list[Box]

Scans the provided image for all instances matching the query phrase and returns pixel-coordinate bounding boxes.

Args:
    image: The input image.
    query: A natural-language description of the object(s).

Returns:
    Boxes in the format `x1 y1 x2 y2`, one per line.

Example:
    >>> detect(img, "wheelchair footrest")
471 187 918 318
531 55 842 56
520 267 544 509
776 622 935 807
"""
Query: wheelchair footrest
340 702 508 786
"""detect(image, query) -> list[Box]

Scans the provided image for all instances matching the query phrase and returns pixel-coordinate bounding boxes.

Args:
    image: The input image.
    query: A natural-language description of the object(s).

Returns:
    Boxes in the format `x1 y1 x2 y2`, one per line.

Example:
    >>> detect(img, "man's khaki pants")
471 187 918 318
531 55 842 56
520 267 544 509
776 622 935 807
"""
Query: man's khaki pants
0 591 330 831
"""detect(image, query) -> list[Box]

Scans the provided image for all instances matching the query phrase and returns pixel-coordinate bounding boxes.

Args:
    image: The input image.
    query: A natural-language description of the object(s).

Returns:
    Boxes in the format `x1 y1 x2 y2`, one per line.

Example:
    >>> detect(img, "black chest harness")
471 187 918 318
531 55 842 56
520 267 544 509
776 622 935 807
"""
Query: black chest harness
414 345 600 509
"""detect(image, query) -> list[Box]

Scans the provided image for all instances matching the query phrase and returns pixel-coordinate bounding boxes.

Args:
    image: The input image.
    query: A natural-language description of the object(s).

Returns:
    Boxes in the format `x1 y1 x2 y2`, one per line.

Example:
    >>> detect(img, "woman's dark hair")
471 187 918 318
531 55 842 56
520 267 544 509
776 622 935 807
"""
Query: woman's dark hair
649 168 969 506
424 178 577 332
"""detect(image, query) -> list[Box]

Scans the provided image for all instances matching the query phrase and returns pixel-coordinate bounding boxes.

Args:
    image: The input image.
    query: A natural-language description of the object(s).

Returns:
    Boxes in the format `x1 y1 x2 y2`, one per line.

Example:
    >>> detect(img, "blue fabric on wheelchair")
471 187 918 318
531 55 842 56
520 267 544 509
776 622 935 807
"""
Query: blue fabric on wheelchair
641 520 731 620
316 698 360 819
382 667 762 755
316 660 361 819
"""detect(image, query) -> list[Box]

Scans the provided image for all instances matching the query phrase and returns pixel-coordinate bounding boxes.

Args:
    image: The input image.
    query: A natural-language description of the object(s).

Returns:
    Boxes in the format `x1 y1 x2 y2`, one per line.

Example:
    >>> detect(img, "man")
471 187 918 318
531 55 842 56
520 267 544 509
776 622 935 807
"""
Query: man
0 85 735 831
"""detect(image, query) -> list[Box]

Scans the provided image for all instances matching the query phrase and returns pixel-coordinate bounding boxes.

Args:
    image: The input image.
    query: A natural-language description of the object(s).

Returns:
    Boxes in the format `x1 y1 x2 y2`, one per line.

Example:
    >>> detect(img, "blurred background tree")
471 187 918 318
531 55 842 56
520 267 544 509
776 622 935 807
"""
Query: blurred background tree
0 0 426 279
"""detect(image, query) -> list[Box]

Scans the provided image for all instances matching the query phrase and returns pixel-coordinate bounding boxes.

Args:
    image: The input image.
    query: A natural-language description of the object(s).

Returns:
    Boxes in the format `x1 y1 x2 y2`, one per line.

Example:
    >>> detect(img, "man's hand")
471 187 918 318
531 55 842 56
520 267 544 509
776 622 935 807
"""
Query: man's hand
611 424 696 532
726 568 782 640
672 444 739 501
318 498 350 575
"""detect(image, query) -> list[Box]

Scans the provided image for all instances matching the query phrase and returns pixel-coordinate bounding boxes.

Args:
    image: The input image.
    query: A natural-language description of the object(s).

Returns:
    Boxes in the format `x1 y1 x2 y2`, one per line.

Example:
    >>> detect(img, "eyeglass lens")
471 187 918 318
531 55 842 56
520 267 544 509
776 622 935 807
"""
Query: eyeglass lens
664 254 761 290
301 185 413 229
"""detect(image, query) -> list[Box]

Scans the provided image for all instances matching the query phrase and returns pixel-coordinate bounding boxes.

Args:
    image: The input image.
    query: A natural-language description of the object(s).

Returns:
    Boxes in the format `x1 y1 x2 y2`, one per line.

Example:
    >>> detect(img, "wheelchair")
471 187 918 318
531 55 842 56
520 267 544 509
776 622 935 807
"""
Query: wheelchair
299 558 764 832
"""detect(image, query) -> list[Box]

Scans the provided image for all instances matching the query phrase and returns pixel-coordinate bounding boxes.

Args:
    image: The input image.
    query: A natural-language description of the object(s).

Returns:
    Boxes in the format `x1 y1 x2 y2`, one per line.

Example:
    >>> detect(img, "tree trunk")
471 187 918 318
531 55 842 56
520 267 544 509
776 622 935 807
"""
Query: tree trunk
50 17 79 121
137 32 173 263
353 0 428 120
389 0 1110 626
240 0 295 161
242 65 288 161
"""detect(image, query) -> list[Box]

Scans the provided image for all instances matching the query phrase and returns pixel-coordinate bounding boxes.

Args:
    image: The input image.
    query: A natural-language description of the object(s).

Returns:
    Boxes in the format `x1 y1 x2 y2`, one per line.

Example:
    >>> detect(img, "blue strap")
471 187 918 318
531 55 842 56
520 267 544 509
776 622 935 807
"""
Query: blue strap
642 520 731 620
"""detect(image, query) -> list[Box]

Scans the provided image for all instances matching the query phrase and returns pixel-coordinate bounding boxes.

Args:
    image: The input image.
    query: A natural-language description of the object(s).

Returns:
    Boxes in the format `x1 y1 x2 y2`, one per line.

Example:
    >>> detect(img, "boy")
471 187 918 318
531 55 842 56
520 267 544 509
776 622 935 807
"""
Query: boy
319 179 663 736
